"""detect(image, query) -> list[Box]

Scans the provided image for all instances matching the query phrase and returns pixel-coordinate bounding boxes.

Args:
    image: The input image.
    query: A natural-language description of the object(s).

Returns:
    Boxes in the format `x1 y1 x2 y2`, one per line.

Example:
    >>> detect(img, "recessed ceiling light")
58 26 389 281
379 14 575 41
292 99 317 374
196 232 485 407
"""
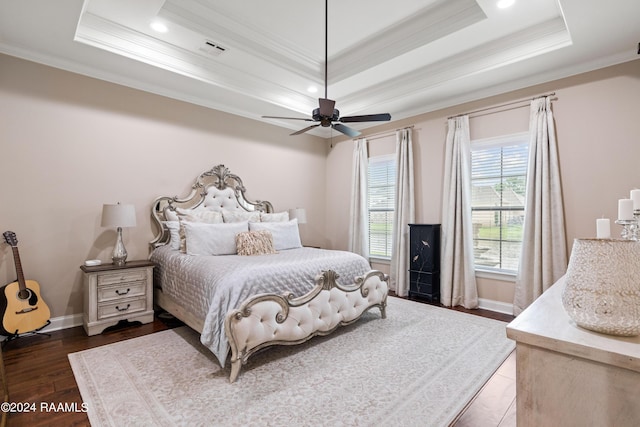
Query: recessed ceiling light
150 21 168 33
496 0 515 9
307 86 318 93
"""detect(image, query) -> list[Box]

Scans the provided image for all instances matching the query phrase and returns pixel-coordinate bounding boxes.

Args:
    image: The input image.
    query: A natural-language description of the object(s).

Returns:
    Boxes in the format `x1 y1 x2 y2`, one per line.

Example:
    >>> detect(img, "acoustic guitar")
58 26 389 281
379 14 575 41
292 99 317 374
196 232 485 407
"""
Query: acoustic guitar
0 231 51 336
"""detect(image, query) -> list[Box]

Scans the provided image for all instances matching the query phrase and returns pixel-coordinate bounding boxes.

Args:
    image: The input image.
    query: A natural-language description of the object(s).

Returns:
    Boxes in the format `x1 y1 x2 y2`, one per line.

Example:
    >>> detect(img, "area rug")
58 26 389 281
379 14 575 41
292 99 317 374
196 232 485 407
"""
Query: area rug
69 297 514 427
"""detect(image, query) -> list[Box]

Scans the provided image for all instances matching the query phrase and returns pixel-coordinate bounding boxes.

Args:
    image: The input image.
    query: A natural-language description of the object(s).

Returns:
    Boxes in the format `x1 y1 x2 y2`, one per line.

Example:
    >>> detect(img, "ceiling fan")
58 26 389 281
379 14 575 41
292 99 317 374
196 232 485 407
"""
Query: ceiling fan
262 0 391 137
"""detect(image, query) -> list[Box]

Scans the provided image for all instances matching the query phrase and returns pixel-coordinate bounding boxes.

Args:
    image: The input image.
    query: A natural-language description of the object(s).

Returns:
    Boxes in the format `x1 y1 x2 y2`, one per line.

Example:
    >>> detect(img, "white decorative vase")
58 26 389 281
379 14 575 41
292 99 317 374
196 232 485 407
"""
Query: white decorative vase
562 238 640 336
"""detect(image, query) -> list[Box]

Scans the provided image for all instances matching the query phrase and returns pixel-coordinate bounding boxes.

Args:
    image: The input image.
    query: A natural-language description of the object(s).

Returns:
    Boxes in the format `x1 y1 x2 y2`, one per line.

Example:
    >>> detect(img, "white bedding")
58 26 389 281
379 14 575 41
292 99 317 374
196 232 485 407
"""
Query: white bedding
150 245 371 366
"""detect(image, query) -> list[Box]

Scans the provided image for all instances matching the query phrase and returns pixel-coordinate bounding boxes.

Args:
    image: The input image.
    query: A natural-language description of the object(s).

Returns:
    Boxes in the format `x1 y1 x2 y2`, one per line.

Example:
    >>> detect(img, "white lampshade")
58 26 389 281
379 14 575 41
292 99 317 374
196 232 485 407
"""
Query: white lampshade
288 208 307 224
101 203 137 228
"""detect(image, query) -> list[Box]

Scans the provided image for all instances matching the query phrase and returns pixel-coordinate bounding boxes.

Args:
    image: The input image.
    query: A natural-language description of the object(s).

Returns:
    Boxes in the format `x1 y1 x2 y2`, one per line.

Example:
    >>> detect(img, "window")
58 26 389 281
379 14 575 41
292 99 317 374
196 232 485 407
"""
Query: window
368 155 396 259
471 132 528 273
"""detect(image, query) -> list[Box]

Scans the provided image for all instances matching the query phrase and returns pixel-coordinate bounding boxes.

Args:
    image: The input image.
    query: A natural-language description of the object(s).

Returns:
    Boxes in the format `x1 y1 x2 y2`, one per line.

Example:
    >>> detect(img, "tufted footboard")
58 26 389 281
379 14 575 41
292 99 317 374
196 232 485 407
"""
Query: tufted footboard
224 269 388 383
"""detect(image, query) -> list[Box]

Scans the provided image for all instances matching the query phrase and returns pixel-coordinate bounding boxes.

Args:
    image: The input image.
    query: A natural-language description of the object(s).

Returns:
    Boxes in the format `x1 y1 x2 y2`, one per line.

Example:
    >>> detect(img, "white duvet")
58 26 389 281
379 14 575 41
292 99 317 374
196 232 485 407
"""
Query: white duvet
150 246 371 366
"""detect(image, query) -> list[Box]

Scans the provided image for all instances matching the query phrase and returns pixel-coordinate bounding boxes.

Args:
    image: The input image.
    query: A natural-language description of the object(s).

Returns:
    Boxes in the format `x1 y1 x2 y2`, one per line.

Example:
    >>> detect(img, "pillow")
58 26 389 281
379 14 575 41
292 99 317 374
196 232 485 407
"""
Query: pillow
260 211 289 222
163 221 181 250
182 221 249 256
249 219 302 251
164 207 179 221
236 230 277 256
222 210 261 223
176 208 223 224
172 209 224 252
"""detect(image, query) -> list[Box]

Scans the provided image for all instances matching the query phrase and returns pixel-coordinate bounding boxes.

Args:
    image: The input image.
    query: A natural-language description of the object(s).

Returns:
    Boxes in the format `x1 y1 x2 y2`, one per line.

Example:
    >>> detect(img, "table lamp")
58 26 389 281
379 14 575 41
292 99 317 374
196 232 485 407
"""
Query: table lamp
288 208 307 224
101 203 136 265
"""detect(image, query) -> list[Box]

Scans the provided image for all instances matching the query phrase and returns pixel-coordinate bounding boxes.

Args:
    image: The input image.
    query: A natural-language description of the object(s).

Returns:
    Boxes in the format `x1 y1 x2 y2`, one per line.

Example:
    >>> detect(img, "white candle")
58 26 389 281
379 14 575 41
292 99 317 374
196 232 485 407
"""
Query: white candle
631 189 640 211
596 218 611 239
618 199 634 220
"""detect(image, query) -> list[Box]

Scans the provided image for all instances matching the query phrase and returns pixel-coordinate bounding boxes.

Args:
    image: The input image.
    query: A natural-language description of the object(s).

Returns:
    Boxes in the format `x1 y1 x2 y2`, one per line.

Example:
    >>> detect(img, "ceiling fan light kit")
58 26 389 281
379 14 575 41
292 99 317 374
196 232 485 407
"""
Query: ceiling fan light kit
262 0 391 137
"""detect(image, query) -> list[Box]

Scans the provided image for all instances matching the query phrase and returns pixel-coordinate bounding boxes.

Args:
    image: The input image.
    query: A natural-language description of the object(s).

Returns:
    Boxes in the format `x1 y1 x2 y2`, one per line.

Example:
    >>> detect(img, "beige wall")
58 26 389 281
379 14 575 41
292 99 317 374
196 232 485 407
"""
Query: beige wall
0 54 327 319
325 59 640 306
2 52 639 321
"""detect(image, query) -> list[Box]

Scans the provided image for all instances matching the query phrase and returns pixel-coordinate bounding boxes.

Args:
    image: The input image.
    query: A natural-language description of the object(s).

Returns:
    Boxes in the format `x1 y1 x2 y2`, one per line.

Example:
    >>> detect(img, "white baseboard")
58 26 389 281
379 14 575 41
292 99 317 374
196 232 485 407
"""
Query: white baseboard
0 313 83 342
43 313 84 332
478 298 514 316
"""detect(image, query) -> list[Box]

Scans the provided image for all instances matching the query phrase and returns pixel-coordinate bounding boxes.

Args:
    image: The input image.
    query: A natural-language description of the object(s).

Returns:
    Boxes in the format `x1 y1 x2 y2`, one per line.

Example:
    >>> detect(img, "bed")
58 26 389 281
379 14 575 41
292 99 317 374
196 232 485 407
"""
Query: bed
149 164 388 382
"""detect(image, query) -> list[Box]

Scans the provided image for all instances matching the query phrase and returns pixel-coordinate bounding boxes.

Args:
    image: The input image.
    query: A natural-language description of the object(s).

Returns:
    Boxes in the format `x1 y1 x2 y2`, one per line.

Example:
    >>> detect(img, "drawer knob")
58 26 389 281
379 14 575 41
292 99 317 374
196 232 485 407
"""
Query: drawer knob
115 288 131 296
115 304 130 312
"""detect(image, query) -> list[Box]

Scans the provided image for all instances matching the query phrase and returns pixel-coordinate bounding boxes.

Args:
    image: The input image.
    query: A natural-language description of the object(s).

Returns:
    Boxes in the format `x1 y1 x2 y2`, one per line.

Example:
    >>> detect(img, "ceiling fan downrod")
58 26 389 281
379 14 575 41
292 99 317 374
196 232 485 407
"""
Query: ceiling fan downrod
260 0 391 137
324 0 328 101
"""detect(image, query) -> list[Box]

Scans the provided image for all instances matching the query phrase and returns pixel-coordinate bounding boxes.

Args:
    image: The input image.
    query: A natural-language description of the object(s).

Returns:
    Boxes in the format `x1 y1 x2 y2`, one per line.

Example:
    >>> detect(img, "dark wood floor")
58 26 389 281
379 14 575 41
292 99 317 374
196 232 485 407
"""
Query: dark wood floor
2 319 174 426
0 299 513 426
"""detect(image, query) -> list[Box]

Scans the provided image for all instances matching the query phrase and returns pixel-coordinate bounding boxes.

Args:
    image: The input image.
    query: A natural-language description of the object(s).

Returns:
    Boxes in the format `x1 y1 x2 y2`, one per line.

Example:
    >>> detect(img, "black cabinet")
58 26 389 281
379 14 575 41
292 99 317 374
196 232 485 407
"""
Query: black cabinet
408 224 441 302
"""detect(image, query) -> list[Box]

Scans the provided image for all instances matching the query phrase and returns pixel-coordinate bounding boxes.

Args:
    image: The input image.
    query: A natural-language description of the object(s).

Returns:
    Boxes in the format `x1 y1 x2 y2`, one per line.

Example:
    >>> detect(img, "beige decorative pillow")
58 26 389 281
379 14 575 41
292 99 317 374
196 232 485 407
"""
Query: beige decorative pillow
236 230 277 256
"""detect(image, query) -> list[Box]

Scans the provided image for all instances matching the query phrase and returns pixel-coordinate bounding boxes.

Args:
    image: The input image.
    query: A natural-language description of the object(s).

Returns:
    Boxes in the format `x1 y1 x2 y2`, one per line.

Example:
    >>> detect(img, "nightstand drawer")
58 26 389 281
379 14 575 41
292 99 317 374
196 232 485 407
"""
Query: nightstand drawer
97 281 146 303
97 297 146 320
97 270 147 286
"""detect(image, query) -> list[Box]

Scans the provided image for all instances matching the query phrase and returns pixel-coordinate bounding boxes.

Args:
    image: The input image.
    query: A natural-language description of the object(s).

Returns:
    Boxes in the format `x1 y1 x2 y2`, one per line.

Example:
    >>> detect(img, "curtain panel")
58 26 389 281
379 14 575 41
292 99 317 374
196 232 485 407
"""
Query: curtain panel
348 138 369 258
390 128 415 296
441 115 478 308
514 96 567 315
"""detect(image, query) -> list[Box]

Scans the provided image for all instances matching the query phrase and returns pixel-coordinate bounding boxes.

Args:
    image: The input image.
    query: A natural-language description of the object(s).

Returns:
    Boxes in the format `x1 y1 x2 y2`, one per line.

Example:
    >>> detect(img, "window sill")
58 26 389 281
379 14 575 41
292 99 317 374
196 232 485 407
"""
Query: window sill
369 257 391 265
475 269 517 282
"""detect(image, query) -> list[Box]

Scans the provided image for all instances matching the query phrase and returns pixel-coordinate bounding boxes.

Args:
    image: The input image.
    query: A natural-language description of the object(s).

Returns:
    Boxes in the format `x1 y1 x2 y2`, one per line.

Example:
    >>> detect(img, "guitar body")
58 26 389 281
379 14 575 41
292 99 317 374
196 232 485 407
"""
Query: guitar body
0 279 51 335
1 230 51 336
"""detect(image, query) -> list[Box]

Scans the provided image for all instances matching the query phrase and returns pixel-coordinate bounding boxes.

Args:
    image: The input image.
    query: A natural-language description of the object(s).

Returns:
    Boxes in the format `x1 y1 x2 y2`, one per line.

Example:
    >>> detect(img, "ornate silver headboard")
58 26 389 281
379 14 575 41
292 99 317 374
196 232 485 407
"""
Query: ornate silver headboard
150 164 274 249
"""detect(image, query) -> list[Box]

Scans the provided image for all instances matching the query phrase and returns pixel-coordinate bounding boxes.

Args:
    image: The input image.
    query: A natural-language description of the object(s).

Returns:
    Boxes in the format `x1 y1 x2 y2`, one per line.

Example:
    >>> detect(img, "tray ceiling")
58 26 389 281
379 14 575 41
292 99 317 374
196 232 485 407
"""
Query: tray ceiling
1 0 639 137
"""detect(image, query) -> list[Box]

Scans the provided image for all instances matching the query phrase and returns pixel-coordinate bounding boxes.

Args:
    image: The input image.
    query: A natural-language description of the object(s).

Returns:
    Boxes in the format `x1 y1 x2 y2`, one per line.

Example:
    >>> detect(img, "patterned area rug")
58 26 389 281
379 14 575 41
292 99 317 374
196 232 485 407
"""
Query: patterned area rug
69 297 514 426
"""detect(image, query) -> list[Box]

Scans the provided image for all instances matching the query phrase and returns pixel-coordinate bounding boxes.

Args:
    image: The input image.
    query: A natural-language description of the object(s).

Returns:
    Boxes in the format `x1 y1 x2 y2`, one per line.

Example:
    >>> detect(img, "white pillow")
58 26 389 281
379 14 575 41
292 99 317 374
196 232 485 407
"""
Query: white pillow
249 219 301 251
182 221 249 255
163 221 181 250
176 208 223 223
222 210 261 223
164 208 179 221
260 211 289 222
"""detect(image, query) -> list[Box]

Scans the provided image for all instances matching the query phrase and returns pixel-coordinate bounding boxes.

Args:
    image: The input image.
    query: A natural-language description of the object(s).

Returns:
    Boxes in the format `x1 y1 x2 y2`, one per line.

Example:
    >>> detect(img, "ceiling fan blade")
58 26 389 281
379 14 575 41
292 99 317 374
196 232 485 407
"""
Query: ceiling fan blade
338 113 392 123
291 124 321 136
262 115 315 122
332 123 361 138
318 98 336 117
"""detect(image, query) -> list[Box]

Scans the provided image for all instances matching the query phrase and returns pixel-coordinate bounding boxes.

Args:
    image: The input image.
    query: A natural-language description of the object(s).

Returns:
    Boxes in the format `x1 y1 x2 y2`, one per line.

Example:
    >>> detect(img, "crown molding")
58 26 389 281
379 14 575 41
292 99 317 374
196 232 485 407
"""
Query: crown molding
75 12 316 114
329 0 486 82
161 0 322 82
337 17 571 113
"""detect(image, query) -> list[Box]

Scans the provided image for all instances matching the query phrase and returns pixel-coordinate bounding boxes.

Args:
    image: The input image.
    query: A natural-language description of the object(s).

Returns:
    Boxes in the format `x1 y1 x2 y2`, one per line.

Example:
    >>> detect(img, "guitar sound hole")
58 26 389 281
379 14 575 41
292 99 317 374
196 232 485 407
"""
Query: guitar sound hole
17 288 32 302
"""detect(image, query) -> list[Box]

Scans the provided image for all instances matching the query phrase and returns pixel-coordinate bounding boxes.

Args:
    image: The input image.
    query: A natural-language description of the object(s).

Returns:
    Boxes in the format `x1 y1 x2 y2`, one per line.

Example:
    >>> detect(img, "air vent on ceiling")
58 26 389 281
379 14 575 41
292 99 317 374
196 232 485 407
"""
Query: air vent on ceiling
198 40 228 57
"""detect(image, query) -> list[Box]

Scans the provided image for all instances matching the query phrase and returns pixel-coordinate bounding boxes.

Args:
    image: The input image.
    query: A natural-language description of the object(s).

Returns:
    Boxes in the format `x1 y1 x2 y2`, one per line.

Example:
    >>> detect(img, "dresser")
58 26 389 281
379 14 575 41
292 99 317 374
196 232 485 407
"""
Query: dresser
81 260 155 335
408 224 441 302
506 276 640 426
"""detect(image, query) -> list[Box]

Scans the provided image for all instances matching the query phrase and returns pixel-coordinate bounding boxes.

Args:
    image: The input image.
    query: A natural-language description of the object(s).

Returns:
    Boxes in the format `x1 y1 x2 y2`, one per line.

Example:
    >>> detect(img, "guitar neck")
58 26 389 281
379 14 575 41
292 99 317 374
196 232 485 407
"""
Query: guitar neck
10 246 27 292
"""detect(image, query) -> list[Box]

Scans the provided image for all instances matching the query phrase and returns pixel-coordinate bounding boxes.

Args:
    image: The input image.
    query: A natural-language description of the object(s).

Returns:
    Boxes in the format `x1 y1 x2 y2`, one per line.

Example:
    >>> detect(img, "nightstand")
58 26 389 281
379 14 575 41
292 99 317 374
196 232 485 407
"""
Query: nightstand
81 260 155 336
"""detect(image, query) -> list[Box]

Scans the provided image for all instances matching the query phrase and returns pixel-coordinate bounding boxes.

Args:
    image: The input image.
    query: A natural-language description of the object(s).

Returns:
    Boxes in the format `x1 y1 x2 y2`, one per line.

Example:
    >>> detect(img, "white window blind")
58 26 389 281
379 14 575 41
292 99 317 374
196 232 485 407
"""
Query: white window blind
368 155 396 259
471 132 528 273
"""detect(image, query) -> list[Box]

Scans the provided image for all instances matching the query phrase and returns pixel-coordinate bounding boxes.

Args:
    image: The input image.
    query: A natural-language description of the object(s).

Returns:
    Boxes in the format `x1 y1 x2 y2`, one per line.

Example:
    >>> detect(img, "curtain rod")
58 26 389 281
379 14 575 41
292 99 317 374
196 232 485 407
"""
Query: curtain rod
447 91 556 120
360 125 415 141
